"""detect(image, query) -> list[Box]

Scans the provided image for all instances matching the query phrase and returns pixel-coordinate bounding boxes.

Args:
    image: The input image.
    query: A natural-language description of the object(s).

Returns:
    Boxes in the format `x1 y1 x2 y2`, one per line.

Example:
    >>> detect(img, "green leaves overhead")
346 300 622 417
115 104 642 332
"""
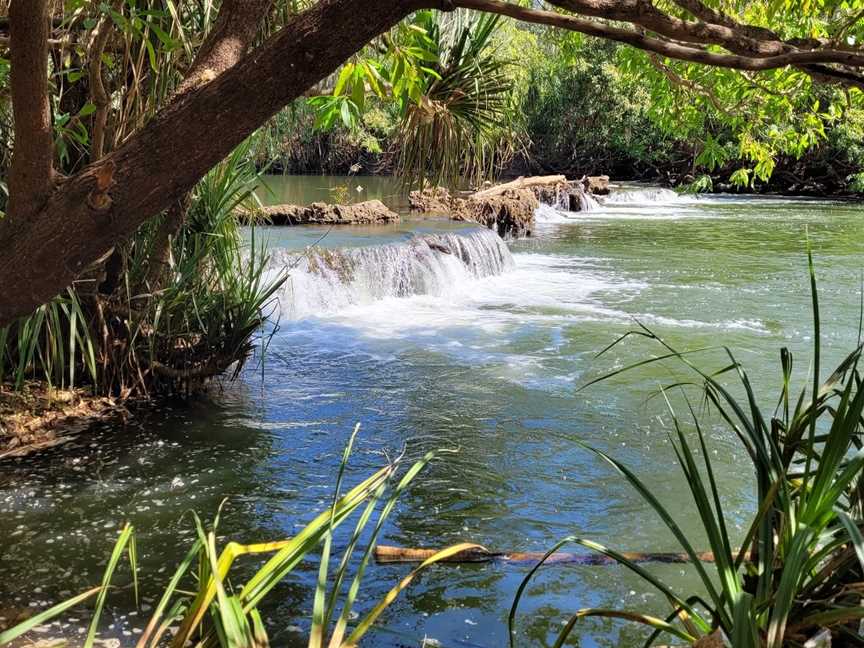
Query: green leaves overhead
309 9 520 185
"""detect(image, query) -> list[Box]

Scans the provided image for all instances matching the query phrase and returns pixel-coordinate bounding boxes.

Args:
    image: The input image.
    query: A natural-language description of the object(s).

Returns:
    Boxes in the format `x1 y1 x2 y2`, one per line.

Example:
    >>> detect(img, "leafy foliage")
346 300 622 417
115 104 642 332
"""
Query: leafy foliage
308 9 521 185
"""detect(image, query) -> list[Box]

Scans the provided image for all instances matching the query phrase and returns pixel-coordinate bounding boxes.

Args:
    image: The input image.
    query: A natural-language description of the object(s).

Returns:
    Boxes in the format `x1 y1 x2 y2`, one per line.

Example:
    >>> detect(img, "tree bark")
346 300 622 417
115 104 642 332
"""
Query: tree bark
143 0 275 296
175 0 274 95
0 0 425 326
7 0 54 219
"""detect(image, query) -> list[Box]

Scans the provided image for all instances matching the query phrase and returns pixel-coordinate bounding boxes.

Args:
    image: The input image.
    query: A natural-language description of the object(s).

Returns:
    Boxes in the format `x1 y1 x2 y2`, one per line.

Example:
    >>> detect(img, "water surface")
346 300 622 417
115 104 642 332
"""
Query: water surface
2 179 863 647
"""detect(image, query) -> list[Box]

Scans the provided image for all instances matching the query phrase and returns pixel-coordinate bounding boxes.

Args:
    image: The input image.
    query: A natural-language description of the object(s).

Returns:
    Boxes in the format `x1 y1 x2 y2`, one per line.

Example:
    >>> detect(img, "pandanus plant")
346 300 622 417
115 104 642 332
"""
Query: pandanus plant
512 252 864 647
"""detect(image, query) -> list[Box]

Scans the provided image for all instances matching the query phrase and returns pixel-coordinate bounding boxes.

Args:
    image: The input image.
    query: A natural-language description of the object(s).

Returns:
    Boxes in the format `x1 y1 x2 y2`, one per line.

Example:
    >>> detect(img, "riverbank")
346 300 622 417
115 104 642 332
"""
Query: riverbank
0 384 126 459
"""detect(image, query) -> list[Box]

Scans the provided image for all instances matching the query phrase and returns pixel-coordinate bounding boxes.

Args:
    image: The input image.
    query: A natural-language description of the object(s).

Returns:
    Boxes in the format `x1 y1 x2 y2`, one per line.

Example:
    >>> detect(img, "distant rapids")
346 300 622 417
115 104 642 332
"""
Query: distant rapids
599 187 683 204
267 228 514 319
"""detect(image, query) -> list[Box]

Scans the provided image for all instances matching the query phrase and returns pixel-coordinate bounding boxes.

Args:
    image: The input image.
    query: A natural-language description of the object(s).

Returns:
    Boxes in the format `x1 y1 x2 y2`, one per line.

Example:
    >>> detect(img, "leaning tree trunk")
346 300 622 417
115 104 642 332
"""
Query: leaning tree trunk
0 0 427 326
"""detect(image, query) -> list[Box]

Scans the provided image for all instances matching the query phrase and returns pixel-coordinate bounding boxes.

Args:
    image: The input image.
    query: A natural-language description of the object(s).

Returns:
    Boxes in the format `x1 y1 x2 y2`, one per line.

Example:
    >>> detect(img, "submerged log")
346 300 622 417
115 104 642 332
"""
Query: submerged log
374 544 729 565
244 199 399 226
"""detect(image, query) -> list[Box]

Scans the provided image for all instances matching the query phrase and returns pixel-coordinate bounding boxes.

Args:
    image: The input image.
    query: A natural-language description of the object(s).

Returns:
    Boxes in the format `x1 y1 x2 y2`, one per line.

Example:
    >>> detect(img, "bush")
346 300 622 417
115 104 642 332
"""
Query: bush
518 41 682 179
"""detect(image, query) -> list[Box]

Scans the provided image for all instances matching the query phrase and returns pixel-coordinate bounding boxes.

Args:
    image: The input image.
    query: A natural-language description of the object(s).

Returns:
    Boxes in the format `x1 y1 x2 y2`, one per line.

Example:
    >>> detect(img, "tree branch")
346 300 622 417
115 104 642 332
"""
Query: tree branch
7 0 54 218
88 1 120 161
454 0 864 87
0 0 425 325
175 0 274 95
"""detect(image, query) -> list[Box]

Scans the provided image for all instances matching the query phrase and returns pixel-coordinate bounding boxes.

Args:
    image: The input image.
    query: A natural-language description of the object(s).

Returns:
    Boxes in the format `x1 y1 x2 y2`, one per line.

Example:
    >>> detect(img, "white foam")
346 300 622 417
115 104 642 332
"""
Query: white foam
534 203 575 224
601 187 685 205
269 228 514 320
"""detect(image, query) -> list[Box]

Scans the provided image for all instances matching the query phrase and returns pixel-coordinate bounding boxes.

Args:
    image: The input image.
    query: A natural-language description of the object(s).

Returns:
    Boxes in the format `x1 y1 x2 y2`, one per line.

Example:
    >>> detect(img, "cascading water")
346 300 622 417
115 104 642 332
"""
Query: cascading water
268 228 514 319
577 190 600 211
599 187 683 204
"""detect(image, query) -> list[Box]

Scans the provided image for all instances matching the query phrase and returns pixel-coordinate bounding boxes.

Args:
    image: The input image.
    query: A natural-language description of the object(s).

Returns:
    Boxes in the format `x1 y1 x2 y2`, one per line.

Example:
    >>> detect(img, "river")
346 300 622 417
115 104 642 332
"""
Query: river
2 176 863 647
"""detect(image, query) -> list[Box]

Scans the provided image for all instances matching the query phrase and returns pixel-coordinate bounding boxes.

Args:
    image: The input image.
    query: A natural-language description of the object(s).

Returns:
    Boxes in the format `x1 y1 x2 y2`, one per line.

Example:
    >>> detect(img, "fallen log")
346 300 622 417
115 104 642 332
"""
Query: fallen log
374 545 728 565
472 175 567 200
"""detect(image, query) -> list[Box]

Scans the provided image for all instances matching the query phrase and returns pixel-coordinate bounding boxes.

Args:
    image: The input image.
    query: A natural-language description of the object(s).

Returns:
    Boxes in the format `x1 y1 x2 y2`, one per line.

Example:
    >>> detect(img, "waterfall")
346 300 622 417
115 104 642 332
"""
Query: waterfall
600 187 682 204
549 185 571 211
268 228 514 319
577 190 599 212
535 184 598 215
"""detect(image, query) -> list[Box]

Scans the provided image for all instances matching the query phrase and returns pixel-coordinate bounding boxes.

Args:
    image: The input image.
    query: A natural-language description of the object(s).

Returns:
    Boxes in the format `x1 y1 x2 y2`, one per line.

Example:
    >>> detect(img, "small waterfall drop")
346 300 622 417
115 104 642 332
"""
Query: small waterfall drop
268 228 514 319
600 187 682 204
577 190 600 211
549 185 572 211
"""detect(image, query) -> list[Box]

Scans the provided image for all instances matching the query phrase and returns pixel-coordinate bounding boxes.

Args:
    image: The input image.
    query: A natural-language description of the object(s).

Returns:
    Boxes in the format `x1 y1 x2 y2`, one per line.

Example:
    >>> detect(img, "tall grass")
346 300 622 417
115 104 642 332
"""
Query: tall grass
119 138 285 395
0 139 283 398
0 289 97 391
512 254 864 646
0 433 469 648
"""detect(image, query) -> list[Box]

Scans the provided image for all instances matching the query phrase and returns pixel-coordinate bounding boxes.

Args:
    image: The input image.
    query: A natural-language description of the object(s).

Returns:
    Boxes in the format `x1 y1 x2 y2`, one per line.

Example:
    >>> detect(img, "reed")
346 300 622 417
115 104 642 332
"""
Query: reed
0 433 469 648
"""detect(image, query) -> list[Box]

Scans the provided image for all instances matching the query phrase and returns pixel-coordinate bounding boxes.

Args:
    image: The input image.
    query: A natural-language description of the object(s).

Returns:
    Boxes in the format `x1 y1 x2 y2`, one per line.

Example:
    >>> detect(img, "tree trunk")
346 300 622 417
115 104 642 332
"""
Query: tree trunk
0 0 426 326
7 0 54 219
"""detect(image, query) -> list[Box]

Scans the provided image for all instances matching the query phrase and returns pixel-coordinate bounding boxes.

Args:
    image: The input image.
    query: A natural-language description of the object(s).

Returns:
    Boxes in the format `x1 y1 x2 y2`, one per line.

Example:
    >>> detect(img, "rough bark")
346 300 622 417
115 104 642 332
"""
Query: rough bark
0 0 424 325
143 0 274 296
7 0 54 218
175 0 274 95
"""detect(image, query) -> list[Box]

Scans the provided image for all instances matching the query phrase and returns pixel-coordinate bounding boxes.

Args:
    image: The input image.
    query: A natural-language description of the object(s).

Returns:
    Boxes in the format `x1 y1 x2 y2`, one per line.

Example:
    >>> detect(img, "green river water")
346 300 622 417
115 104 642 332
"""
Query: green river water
1 176 863 647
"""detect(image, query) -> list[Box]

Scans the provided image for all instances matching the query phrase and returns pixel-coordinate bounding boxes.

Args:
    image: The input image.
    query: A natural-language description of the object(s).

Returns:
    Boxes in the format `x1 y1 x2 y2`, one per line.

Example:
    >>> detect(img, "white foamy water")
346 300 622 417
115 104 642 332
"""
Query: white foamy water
267 227 764 349
535 203 575 224
535 186 695 225
600 187 685 204
269 228 514 319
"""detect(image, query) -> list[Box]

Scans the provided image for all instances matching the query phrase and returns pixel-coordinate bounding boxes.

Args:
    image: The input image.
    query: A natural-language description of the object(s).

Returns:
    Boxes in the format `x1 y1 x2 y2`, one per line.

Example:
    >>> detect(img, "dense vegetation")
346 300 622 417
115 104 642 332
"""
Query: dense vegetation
263 12 864 195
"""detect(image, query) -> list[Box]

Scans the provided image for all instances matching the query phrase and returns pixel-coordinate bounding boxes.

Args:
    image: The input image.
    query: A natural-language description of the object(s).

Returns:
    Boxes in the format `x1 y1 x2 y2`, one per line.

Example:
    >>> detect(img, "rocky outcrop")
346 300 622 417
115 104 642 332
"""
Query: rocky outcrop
408 186 454 214
409 175 614 238
583 175 610 195
455 188 538 239
250 199 399 225
409 185 537 238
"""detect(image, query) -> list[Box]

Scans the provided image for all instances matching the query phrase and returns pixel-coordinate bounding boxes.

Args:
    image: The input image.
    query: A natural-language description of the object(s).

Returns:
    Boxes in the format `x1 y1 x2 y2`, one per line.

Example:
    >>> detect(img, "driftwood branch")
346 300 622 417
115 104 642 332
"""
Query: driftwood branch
374 545 739 565
472 175 568 199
